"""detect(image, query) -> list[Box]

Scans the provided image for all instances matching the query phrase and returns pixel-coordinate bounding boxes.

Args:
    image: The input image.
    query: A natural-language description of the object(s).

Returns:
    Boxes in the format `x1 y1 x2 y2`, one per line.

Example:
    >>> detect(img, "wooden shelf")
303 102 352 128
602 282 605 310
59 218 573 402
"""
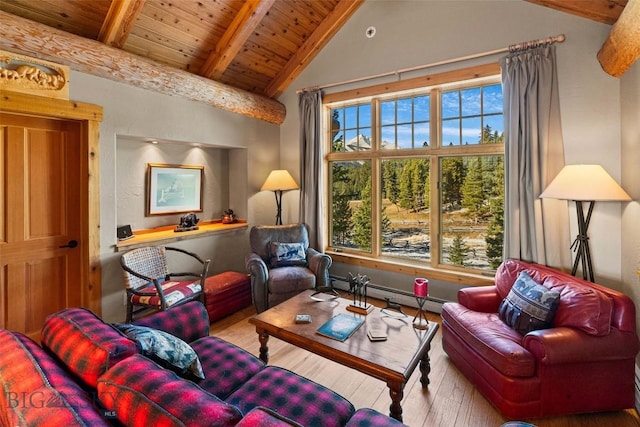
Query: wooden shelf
115 220 248 252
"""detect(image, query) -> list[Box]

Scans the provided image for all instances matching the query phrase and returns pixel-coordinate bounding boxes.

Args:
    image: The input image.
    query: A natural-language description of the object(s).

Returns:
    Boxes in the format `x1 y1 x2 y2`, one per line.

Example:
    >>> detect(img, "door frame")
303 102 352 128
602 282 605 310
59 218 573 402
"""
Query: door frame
1 92 103 315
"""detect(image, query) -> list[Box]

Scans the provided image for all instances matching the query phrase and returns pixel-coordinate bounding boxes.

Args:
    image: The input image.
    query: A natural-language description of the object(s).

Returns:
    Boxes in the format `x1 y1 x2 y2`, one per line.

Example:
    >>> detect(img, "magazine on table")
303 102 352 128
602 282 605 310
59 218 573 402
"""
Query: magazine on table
316 313 364 342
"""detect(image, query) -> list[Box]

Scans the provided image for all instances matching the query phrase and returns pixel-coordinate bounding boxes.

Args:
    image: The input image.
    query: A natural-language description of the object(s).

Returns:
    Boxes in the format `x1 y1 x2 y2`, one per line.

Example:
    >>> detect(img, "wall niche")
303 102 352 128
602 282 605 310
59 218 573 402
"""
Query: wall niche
115 136 247 237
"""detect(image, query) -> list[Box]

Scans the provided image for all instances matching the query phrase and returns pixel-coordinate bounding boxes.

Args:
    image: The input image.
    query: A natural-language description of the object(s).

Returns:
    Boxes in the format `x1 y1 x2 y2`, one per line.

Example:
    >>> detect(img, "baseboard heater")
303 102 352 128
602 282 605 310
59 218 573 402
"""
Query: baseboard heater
328 275 446 314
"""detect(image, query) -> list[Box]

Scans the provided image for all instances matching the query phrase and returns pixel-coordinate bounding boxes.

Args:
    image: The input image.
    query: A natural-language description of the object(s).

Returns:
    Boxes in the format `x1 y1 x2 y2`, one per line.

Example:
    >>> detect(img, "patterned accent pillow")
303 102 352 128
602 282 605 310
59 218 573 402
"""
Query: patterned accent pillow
113 323 205 379
498 271 560 335
269 242 307 268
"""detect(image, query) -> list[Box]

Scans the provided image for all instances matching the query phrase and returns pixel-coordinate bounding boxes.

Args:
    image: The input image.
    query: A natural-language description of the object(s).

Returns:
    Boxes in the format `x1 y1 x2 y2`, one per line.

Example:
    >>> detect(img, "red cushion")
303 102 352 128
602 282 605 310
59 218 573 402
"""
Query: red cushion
132 280 201 308
97 354 242 427
0 330 109 426
441 302 536 377
41 308 138 388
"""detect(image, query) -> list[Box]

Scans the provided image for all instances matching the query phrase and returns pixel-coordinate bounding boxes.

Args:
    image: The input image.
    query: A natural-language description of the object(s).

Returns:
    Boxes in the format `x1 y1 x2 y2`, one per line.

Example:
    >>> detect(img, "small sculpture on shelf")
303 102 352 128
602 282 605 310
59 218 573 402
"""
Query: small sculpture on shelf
175 212 199 232
346 273 373 314
222 209 237 224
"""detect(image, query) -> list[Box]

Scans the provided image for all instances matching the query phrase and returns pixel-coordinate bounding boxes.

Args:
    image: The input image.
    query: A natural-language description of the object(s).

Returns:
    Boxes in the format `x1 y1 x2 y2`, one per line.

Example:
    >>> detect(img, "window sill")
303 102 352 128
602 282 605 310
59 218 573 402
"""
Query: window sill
326 249 495 287
115 220 248 252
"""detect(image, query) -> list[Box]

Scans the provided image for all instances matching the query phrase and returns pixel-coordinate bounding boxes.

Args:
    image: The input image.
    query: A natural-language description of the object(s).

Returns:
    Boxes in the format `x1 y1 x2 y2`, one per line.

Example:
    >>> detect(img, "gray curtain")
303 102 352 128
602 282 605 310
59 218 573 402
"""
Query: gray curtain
501 45 570 268
298 89 323 249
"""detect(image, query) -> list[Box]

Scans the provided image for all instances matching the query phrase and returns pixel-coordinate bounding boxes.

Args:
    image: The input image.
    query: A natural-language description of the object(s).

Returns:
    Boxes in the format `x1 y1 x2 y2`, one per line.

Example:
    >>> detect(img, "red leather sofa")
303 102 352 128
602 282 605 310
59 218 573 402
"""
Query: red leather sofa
441 259 640 419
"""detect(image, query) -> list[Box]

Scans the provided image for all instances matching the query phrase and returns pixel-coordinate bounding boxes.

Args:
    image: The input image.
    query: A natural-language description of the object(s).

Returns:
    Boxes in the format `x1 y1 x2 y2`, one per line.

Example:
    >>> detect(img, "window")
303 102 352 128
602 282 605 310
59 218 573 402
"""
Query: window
326 66 504 273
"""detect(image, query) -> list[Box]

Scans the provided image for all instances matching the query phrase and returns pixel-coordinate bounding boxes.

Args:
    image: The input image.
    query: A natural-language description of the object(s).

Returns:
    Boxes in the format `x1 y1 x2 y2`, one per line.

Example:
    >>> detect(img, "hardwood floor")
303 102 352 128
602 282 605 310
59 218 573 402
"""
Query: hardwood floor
209 296 640 427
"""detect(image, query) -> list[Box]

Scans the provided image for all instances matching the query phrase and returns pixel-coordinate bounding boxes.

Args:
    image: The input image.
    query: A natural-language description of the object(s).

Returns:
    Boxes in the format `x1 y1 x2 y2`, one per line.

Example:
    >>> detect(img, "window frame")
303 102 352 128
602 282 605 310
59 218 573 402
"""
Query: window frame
323 63 503 283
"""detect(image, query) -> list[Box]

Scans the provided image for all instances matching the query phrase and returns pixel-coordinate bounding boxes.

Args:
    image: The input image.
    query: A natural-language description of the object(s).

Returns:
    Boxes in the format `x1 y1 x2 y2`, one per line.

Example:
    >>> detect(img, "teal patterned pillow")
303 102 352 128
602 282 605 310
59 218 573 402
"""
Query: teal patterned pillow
498 271 560 335
269 242 307 268
113 323 205 379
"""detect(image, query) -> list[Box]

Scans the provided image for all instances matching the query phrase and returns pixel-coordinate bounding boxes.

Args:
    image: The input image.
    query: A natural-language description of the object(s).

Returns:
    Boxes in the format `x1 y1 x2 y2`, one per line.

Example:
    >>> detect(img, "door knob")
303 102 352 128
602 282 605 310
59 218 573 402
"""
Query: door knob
59 240 78 249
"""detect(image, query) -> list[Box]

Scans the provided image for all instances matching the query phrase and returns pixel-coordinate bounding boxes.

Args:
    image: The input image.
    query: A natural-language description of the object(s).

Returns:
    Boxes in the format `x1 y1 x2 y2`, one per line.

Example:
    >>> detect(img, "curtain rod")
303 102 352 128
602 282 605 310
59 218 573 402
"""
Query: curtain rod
296 34 565 94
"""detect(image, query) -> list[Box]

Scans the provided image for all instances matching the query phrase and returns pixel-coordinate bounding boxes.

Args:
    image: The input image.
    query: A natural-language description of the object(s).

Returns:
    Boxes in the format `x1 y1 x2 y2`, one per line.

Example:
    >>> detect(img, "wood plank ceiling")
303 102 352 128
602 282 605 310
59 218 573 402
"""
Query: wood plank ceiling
0 0 361 100
0 0 634 123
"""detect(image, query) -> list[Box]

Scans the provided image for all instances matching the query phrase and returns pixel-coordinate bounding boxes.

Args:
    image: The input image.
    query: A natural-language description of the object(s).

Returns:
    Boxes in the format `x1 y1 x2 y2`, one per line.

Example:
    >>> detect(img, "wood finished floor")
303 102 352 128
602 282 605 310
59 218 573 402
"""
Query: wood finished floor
209 295 640 427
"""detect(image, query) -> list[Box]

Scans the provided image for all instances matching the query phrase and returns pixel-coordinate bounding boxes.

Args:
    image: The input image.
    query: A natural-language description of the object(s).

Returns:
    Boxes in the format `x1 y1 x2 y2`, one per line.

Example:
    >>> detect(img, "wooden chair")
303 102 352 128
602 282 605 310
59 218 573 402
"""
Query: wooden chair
120 246 210 322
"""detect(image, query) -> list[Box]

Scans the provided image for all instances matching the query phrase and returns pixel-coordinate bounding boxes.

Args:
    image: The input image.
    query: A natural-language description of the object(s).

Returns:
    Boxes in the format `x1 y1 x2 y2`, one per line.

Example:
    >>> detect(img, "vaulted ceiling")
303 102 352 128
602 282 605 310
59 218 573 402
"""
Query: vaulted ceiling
0 0 636 124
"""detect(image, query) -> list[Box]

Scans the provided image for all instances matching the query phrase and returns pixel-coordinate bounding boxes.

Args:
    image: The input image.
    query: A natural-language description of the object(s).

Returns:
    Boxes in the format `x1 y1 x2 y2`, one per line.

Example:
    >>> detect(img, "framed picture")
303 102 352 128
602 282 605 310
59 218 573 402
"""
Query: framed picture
147 163 204 216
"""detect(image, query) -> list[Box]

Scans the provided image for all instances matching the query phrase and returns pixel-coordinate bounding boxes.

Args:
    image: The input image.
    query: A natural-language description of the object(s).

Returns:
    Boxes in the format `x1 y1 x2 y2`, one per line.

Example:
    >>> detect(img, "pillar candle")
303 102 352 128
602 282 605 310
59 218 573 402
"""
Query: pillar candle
414 278 428 297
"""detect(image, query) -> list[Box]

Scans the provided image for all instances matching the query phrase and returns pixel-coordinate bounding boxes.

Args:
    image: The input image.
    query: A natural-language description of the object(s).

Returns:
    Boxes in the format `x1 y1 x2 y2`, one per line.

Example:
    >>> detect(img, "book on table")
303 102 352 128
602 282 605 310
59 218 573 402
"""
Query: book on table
316 313 365 342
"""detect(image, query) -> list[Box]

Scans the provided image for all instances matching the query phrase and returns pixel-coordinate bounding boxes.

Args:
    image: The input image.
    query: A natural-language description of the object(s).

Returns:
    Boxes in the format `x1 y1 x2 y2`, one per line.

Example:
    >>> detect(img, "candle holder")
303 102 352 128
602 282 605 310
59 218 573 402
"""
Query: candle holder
413 296 429 329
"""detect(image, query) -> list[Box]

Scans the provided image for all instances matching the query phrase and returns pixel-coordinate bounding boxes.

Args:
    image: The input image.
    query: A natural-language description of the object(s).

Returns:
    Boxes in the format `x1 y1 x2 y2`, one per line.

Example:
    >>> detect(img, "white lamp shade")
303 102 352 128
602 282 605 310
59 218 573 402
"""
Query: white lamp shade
260 170 299 191
540 164 631 201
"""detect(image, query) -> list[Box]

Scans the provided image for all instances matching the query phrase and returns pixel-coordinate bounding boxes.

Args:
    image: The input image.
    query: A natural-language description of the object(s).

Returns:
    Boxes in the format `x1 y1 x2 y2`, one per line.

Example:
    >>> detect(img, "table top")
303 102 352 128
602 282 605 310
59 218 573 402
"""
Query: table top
249 290 439 385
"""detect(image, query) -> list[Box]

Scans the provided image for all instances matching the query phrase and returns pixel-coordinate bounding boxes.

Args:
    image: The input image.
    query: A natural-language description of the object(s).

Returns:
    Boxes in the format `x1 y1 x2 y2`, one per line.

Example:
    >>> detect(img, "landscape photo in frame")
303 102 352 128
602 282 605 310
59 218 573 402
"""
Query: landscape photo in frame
147 163 204 216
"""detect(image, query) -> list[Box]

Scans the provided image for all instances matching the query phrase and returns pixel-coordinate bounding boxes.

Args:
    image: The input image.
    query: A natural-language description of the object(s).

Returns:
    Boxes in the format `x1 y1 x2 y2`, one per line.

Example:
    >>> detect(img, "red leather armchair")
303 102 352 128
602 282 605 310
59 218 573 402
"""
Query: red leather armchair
441 259 639 419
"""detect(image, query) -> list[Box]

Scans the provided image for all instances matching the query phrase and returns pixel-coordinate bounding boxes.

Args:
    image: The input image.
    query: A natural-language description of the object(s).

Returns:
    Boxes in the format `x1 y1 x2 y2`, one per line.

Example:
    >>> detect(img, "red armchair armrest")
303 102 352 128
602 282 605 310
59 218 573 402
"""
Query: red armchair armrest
457 286 502 312
523 327 640 365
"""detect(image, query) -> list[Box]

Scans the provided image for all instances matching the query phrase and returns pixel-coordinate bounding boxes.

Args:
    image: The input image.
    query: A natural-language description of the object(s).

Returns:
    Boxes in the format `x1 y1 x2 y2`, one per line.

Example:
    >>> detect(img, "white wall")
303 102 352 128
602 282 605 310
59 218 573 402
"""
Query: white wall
279 0 629 295
69 72 281 322
620 62 640 335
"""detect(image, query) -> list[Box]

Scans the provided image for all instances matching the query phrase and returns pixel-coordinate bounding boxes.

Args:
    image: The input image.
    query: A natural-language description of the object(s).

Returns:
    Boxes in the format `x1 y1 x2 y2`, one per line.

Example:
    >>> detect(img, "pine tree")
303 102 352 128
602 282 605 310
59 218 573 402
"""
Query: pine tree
485 155 505 269
448 233 468 266
441 157 465 210
331 163 354 246
398 163 414 211
332 195 352 246
461 157 487 223
411 159 428 211
485 193 504 269
382 160 400 211
352 181 372 251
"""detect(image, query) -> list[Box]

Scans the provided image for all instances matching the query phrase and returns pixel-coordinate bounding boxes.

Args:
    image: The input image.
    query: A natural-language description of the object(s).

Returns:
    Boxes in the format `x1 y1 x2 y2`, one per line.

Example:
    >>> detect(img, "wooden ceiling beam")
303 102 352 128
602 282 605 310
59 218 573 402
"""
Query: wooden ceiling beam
598 0 640 77
98 0 146 48
525 0 627 25
264 0 365 98
200 0 275 80
0 11 286 124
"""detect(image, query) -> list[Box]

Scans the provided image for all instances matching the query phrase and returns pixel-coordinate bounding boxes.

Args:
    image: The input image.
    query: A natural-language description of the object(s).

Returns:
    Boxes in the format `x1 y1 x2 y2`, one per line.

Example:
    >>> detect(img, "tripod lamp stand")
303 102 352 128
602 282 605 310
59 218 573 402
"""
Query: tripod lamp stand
261 170 299 225
540 164 631 282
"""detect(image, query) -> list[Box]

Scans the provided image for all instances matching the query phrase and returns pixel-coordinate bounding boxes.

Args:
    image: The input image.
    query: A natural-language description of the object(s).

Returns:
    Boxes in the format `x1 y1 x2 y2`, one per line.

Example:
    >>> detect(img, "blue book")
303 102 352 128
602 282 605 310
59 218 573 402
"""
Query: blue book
316 313 365 342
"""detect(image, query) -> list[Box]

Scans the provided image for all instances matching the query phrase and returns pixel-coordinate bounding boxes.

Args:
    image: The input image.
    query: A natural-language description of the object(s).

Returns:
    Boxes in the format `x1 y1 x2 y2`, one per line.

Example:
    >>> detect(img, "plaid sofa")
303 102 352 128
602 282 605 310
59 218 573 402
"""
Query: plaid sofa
0 301 405 427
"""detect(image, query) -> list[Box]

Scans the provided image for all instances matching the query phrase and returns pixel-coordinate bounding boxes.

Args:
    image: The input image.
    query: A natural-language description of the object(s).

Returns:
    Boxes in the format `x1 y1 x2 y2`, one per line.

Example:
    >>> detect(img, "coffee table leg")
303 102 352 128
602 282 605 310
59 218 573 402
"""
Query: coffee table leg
257 329 270 363
388 382 404 422
419 342 432 388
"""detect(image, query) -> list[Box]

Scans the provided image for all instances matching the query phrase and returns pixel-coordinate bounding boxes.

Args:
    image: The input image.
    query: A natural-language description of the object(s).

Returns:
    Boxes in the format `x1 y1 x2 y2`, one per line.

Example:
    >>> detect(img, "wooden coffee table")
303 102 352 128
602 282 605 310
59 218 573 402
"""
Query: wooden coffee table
248 290 439 422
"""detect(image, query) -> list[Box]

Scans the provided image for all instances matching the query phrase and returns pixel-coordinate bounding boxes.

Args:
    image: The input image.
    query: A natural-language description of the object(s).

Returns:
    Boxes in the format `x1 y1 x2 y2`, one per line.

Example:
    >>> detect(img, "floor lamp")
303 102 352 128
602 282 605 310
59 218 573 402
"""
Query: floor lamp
540 164 631 282
261 170 299 225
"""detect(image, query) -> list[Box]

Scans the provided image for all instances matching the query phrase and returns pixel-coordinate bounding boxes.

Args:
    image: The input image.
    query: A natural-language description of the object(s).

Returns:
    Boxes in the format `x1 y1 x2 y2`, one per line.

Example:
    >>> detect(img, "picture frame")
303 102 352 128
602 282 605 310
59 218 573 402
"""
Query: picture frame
147 163 204 216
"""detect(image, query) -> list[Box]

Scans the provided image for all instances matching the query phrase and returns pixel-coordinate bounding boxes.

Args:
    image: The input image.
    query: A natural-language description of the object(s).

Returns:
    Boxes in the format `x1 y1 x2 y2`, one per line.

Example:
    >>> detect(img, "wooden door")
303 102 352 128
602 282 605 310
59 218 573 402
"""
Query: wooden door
0 113 83 339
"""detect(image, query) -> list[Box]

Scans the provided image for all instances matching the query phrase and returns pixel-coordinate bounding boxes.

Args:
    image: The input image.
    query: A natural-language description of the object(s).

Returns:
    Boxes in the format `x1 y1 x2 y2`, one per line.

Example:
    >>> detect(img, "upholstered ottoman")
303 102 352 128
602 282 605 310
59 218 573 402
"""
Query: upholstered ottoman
204 271 252 322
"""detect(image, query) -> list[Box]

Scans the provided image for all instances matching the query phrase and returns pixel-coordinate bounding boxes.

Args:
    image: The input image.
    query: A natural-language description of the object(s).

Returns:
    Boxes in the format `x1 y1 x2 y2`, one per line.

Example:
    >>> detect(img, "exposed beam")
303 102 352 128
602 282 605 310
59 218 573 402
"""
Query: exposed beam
264 0 364 98
598 0 640 76
98 0 146 48
0 11 286 125
200 0 275 80
525 0 627 25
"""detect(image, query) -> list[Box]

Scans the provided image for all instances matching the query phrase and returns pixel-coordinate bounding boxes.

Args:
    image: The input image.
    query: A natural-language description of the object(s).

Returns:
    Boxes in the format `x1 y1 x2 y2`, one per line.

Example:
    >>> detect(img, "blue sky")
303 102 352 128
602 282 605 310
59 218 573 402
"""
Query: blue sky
333 83 503 149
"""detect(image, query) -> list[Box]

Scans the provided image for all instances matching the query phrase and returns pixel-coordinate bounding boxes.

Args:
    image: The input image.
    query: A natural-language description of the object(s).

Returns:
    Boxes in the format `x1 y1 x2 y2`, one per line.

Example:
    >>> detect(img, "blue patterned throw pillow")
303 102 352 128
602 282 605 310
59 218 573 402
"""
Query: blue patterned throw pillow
498 271 560 335
269 242 307 268
113 323 205 379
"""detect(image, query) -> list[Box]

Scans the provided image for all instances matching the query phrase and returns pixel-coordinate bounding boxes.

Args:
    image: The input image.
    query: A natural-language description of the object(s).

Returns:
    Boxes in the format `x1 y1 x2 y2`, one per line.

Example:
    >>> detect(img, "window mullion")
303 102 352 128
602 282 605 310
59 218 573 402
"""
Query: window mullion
371 99 381 256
